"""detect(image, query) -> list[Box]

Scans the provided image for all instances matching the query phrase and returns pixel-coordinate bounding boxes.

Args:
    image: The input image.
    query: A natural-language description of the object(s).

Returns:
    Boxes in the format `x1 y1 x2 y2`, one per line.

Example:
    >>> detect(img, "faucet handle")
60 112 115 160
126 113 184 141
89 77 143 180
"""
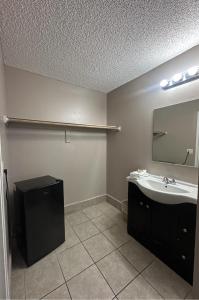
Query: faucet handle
171 178 176 184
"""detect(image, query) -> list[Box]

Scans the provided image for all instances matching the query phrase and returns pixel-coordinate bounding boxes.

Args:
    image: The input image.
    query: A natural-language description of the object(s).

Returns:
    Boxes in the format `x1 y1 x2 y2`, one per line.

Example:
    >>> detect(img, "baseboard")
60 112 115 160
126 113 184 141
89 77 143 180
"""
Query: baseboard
106 194 122 211
64 194 107 214
64 193 128 216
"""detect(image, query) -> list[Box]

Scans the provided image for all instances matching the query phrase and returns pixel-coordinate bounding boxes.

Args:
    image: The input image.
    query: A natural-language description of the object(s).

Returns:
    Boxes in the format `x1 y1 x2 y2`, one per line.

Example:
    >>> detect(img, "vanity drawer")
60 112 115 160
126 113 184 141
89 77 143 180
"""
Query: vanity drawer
174 251 194 283
175 203 196 251
176 227 195 251
175 236 195 259
177 203 196 232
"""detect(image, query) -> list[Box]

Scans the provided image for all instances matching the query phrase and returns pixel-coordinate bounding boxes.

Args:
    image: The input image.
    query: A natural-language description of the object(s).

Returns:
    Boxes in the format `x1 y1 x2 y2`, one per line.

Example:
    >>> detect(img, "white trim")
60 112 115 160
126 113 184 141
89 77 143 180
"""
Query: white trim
0 137 10 299
64 193 125 214
64 194 106 209
64 194 106 213
195 111 199 167
106 193 122 205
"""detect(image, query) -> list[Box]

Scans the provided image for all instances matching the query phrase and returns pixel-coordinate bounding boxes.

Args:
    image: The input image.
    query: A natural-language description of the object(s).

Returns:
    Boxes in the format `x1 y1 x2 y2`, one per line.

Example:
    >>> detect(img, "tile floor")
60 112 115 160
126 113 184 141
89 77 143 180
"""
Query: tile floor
11 201 192 299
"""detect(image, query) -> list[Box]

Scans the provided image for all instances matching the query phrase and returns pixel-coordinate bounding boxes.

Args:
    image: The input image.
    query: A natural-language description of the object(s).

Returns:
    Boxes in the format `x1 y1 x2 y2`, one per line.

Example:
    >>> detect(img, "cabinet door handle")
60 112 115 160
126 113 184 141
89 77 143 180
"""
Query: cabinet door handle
43 191 49 196
146 204 150 209
182 228 188 233
139 201 144 206
181 255 186 260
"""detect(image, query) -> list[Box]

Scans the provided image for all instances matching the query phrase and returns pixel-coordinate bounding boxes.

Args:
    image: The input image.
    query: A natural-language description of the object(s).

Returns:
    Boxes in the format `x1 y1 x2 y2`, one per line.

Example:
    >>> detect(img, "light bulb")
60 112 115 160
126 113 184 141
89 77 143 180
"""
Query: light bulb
186 66 198 77
172 73 183 83
160 79 169 88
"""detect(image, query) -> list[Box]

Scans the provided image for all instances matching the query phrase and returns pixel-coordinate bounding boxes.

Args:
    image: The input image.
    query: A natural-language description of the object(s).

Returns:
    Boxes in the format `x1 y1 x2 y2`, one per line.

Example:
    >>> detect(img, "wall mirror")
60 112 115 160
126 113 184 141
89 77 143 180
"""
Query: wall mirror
152 99 199 167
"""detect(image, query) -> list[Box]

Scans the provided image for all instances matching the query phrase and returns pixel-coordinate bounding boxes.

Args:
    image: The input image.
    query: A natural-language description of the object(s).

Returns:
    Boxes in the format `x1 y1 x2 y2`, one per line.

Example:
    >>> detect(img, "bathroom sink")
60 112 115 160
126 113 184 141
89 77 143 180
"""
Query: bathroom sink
127 175 197 205
142 179 189 194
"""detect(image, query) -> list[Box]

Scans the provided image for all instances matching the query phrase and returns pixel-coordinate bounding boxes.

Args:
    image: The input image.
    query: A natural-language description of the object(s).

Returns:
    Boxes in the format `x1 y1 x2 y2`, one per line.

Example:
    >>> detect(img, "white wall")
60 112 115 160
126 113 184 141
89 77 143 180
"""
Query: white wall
5 66 107 206
107 45 199 202
0 44 10 299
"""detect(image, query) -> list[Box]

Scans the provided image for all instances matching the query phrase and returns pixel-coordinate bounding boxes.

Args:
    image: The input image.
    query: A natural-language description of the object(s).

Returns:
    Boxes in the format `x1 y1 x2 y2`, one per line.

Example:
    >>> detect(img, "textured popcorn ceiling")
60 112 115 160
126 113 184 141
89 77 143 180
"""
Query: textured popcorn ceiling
0 1 199 92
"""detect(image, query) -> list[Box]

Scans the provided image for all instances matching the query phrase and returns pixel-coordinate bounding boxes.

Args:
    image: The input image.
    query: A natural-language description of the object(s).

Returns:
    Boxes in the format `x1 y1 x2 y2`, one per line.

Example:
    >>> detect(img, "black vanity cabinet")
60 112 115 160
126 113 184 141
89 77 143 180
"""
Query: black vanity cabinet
128 183 151 241
128 182 196 284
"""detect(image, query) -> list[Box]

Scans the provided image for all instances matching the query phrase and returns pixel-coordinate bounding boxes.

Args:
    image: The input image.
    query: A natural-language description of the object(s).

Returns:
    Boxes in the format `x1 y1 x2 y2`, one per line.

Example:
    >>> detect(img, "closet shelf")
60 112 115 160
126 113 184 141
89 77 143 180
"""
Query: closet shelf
4 116 121 132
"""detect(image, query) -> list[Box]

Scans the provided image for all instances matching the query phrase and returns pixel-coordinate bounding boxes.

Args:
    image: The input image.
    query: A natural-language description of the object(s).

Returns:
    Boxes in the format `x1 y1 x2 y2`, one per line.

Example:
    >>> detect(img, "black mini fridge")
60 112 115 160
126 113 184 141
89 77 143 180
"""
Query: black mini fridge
14 175 65 266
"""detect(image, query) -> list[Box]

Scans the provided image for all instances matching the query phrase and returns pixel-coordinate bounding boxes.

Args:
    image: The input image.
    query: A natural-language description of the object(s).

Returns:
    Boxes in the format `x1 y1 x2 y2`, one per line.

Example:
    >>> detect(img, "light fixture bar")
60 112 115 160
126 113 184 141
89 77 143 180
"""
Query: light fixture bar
160 66 199 90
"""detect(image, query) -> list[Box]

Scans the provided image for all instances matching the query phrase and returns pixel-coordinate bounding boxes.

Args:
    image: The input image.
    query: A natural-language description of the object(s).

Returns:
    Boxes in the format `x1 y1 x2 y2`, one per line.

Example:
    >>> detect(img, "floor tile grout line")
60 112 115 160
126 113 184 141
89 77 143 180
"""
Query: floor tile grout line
82 205 105 220
66 261 95 284
96 256 140 298
24 255 63 300
72 220 101 241
66 218 93 229
37 254 67 299
138 260 168 299
89 247 117 264
54 237 97 284
66 216 90 227
116 240 158 274
95 262 117 297
89 216 115 232
80 238 117 297
100 228 128 248
39 282 66 300
94 227 117 248
138 274 165 299
140 255 191 299
55 239 81 256
114 259 160 298
75 230 101 243
138 258 155 274
114 270 141 298
100 228 131 249
55 252 73 300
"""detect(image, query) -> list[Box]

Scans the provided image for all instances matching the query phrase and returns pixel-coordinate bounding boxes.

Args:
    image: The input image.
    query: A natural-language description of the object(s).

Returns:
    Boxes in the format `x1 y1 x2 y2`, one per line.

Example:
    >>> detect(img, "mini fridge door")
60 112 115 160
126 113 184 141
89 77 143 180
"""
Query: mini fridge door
24 180 65 265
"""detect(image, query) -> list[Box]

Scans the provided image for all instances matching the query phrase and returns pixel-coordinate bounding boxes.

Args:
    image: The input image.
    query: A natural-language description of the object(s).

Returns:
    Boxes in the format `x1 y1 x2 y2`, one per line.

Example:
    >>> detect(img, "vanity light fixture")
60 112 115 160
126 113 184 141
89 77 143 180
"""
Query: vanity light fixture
186 66 199 77
160 79 169 88
172 72 183 83
160 66 199 89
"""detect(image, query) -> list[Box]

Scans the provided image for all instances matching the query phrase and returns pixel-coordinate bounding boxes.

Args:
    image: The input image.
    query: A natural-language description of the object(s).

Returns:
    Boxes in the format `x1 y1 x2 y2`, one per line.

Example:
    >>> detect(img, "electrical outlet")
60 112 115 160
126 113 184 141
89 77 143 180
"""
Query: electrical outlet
187 148 193 155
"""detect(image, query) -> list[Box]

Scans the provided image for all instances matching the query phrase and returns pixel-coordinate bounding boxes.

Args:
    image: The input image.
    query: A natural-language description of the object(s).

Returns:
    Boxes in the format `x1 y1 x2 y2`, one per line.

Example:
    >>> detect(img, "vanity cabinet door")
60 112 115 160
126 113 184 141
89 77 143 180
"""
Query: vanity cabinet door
150 202 177 258
128 183 151 241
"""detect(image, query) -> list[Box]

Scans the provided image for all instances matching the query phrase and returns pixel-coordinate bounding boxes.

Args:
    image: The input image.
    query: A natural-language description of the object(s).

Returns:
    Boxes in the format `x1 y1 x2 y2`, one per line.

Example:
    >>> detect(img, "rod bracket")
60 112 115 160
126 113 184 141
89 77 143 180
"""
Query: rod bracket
65 129 71 143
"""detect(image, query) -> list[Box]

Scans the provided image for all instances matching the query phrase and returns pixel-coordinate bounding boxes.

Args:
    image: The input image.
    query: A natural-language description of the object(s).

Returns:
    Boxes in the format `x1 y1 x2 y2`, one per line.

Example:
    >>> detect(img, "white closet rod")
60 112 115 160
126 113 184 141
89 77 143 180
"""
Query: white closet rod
4 116 121 132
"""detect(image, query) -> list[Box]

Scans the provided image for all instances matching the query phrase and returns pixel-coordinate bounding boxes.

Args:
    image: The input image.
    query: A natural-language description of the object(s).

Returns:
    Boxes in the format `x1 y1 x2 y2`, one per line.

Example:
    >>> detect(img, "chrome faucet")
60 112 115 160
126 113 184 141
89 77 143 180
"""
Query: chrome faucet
162 177 176 185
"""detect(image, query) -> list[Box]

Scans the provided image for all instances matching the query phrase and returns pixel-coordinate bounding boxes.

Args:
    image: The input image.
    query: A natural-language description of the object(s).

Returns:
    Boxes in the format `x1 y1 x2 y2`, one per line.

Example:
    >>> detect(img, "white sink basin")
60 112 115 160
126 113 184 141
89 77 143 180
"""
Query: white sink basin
143 179 189 194
127 175 197 205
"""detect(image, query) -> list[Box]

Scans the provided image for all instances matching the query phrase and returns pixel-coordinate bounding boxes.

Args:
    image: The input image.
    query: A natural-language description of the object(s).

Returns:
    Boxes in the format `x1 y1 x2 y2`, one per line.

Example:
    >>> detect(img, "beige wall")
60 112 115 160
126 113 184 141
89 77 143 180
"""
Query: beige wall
5 66 107 206
107 45 199 202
